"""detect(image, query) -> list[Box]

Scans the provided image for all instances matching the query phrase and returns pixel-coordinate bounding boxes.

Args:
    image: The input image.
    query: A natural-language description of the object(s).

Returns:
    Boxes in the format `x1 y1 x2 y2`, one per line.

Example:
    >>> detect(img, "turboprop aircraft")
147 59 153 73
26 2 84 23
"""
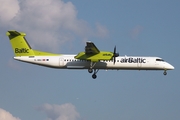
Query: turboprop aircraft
6 30 174 79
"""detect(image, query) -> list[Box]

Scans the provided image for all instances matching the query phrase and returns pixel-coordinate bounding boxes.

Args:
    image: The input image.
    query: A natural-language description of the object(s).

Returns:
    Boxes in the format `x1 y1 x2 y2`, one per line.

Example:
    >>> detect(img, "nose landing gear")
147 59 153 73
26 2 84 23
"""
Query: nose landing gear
163 70 167 75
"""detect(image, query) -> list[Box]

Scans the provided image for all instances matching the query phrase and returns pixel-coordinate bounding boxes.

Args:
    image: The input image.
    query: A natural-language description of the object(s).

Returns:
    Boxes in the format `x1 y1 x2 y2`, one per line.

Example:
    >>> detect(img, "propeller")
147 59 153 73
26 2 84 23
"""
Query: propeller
113 46 119 64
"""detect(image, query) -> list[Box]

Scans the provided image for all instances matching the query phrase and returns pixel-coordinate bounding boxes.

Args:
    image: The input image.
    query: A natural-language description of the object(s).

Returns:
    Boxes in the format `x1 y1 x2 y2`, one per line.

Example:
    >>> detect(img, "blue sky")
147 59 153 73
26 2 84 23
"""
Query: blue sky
0 0 180 120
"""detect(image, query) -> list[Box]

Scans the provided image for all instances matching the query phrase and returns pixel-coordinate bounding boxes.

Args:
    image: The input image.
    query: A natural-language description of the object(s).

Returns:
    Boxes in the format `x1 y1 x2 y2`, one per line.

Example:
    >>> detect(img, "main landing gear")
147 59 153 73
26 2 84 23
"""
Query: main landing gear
88 62 99 79
88 68 99 79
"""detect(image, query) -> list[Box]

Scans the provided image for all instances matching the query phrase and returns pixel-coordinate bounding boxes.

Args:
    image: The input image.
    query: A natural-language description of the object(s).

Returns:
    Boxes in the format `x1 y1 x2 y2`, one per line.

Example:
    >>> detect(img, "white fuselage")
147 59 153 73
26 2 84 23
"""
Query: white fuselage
14 55 174 70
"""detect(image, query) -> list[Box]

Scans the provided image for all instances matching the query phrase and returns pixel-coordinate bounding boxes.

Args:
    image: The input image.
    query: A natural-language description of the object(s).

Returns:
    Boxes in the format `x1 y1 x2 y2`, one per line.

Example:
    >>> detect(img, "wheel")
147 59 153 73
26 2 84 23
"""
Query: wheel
92 74 97 79
163 71 167 75
88 69 93 73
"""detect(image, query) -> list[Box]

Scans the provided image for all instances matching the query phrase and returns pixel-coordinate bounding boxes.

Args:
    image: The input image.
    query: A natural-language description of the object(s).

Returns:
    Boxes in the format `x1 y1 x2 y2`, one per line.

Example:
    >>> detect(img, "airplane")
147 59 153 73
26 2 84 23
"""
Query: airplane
6 30 174 79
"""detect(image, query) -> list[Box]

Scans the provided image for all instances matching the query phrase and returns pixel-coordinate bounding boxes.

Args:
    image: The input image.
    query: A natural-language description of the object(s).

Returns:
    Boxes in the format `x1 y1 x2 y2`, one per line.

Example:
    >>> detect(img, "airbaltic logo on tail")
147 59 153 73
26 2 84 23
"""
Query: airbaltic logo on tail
15 48 29 53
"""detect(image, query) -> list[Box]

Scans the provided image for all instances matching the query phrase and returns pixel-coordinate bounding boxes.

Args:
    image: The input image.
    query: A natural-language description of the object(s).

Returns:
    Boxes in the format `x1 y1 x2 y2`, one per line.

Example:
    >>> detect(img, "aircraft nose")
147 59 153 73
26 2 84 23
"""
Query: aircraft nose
165 63 174 70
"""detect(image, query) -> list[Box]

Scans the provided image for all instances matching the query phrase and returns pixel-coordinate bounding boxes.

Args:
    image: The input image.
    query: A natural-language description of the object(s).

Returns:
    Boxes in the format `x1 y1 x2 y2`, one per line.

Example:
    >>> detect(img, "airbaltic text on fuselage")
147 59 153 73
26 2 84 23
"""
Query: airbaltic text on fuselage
15 48 29 53
120 57 146 63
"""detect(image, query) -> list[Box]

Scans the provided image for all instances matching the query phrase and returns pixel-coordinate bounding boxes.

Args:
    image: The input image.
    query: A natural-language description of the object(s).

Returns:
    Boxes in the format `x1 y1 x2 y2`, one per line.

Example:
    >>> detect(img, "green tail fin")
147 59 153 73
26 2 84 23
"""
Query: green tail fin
6 30 60 56
6 30 35 56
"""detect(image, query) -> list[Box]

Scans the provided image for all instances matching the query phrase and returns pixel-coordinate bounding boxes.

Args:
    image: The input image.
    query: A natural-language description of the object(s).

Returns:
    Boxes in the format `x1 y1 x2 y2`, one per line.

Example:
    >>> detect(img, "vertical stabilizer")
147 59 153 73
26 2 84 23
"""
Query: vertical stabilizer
6 30 60 56
6 30 35 56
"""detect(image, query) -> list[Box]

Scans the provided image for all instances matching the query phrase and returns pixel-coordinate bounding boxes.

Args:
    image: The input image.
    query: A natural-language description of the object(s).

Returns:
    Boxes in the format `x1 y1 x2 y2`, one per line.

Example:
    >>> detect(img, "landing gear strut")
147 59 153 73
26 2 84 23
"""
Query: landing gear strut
88 62 99 79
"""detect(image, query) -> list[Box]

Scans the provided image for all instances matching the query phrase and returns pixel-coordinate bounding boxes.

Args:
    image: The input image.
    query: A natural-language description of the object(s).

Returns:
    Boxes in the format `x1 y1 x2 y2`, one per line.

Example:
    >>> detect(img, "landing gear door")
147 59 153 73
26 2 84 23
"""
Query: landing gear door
59 58 64 66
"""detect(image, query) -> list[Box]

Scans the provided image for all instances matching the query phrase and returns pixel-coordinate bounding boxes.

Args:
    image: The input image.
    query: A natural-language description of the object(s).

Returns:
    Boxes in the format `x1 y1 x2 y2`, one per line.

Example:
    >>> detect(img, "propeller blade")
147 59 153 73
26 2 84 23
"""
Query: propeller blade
113 46 116 64
113 56 116 64
113 46 119 64
114 46 116 54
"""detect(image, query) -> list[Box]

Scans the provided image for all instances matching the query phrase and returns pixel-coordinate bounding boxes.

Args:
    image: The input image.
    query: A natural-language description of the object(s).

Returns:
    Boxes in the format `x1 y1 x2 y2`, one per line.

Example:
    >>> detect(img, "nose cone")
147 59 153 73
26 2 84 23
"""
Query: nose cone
165 63 174 70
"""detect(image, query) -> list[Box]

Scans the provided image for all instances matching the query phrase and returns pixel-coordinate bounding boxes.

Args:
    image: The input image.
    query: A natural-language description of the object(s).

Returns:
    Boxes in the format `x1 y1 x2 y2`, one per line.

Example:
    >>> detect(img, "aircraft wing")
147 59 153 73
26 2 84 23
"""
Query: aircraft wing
75 41 113 61
85 41 100 54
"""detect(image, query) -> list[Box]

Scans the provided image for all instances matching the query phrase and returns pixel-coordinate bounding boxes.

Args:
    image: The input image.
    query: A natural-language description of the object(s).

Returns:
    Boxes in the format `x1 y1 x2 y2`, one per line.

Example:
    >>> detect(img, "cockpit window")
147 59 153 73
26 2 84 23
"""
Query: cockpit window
156 59 164 62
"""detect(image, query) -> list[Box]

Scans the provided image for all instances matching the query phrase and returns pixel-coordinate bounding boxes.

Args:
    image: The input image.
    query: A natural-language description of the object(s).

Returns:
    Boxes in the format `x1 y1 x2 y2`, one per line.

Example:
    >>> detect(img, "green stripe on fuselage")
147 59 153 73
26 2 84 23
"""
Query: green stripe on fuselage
33 50 60 56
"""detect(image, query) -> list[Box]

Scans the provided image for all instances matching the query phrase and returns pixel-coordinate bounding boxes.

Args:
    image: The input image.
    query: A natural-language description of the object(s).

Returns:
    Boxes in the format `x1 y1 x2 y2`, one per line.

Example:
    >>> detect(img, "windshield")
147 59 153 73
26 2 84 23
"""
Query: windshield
156 59 165 62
